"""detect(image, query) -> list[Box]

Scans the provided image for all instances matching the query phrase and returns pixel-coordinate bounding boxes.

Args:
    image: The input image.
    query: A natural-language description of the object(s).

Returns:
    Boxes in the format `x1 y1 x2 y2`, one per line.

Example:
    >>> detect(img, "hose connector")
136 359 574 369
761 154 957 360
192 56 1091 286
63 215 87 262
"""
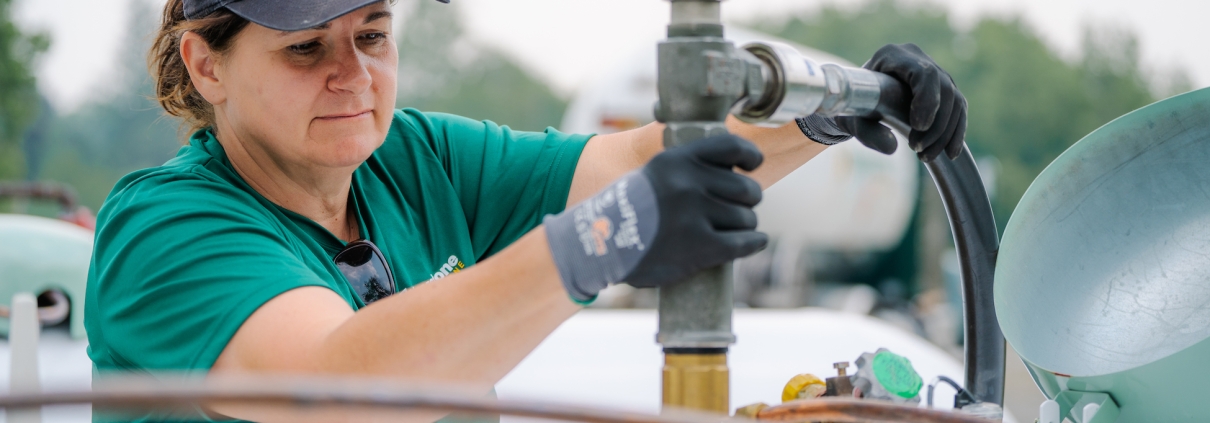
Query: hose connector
734 41 826 126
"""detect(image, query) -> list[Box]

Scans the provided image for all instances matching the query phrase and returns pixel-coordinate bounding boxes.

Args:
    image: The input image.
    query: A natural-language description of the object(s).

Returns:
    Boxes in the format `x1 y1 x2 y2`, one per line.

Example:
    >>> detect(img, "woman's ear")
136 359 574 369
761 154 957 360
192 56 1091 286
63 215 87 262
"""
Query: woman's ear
180 31 227 106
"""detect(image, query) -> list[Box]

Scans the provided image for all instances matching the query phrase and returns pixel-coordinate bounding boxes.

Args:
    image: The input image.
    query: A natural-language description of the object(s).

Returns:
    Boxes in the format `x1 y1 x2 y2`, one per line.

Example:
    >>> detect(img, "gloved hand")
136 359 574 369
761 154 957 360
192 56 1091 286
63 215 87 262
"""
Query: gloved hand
796 43 968 161
544 134 769 302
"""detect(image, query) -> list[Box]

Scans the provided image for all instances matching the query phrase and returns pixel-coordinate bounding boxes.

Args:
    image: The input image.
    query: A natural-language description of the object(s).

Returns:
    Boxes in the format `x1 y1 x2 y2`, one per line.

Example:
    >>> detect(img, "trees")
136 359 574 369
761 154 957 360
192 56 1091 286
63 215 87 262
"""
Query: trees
34 0 180 209
0 0 47 179
394 0 566 132
753 0 1183 231
31 0 567 210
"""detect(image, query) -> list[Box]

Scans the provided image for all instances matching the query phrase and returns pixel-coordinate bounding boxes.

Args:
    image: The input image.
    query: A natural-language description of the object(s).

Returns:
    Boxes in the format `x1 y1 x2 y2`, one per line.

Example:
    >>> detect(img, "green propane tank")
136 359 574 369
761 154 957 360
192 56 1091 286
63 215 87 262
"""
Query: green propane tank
0 214 92 339
996 87 1210 423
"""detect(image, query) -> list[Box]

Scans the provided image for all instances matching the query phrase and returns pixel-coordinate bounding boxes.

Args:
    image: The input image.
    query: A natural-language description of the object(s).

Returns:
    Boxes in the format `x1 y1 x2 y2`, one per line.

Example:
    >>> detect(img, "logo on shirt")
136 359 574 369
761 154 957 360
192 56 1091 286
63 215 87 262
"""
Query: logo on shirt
428 255 465 281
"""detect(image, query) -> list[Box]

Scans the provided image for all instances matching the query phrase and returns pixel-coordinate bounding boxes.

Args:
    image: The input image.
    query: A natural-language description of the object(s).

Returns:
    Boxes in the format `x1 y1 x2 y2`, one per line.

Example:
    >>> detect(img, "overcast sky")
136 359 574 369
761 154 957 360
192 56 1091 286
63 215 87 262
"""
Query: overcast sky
14 0 1210 112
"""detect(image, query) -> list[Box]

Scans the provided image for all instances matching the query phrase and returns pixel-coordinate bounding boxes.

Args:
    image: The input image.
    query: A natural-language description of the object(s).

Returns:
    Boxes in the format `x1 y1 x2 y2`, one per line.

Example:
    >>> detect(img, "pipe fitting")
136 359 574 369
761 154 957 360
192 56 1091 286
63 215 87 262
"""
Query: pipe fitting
669 1 720 25
734 42 826 126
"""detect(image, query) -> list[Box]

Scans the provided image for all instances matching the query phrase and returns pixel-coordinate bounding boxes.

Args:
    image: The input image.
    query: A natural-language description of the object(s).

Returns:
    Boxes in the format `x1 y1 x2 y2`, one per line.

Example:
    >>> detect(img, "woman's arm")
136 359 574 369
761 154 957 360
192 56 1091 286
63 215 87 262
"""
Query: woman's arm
568 118 825 205
208 134 769 423
210 228 576 421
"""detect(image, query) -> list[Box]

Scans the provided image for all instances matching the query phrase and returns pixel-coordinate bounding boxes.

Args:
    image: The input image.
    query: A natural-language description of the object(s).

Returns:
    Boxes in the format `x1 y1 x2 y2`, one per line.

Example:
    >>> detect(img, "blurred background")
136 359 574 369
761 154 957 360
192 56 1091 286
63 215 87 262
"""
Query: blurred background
0 0 1207 420
5 0 1200 339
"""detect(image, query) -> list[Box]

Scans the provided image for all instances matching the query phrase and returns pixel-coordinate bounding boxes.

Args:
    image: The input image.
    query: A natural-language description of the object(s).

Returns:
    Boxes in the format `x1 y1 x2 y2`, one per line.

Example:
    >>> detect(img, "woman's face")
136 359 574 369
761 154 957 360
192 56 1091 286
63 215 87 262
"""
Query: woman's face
214 2 397 170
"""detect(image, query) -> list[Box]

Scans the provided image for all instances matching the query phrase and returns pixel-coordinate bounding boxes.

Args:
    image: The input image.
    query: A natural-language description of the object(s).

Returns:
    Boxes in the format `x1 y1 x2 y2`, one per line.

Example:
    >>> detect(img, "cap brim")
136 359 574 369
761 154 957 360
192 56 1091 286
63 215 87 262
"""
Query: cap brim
226 0 385 32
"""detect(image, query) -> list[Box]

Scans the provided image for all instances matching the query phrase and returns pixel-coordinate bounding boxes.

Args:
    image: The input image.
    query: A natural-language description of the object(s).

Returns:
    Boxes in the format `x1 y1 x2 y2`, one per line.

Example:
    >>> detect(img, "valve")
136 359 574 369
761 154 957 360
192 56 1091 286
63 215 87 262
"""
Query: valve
851 348 923 404
824 361 854 397
782 373 826 402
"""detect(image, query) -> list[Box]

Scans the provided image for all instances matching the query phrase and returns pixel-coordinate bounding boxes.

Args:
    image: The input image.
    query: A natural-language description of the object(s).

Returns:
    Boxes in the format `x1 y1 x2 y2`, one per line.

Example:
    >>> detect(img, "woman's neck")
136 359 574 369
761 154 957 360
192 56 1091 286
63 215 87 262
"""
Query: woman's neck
213 123 362 242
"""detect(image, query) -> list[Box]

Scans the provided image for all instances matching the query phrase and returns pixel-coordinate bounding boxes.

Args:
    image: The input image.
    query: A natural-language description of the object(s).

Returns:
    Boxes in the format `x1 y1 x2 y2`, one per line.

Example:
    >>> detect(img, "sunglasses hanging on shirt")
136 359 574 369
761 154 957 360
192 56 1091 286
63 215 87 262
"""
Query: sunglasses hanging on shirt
333 239 397 305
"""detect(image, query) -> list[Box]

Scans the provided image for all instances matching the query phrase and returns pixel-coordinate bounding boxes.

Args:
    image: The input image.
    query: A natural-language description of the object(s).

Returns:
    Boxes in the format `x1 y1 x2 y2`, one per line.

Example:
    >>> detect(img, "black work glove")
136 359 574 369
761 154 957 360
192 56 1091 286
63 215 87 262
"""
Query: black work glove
796 43 968 161
544 134 768 302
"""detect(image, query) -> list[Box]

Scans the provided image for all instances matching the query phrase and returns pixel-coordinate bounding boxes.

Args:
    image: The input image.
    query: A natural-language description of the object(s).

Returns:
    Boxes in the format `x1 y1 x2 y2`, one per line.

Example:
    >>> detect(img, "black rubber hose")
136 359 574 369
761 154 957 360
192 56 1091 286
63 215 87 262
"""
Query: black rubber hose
923 149 1004 406
871 72 1006 406
927 375 977 409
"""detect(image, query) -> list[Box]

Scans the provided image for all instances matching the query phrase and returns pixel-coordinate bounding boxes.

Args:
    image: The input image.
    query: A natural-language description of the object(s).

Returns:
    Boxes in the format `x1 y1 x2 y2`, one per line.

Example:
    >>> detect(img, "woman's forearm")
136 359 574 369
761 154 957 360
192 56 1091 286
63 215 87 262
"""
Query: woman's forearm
726 116 830 189
568 117 828 205
211 228 578 393
316 228 577 384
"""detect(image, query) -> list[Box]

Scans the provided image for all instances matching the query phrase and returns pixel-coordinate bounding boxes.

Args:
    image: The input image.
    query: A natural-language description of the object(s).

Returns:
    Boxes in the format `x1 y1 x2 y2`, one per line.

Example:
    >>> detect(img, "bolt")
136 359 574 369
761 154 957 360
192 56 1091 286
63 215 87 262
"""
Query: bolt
833 361 849 377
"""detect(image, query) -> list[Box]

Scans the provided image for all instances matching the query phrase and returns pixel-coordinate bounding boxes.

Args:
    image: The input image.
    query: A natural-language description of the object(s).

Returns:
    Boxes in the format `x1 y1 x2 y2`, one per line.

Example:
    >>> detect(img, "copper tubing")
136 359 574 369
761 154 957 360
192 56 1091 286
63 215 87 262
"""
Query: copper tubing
756 398 991 423
0 376 991 423
0 375 735 423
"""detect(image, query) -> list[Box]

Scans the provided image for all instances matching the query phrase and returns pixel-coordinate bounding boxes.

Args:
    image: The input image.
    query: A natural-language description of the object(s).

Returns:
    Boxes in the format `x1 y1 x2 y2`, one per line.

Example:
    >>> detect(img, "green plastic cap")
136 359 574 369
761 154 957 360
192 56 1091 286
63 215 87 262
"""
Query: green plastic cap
872 350 923 399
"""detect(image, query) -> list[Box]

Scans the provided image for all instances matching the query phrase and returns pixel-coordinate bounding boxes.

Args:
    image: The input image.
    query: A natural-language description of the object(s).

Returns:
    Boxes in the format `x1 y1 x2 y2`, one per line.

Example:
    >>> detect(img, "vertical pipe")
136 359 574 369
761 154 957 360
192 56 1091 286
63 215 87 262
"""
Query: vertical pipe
8 292 43 423
656 0 734 415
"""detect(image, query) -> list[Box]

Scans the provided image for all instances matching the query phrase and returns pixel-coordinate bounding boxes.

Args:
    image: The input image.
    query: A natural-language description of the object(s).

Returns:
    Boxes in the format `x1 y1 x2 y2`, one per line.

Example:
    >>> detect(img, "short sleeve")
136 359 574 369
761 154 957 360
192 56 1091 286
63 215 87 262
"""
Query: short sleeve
396 110 591 259
86 171 332 371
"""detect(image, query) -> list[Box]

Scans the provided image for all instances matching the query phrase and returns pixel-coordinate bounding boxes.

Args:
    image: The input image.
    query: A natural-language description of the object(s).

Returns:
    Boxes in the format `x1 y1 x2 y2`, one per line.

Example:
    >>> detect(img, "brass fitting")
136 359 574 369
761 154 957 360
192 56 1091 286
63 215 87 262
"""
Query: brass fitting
825 361 854 397
662 353 729 413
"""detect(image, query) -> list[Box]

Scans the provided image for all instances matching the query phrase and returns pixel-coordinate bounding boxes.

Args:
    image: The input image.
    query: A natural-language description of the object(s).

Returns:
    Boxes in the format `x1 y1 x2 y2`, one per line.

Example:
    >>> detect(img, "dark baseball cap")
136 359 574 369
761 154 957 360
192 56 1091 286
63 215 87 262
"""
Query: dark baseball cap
184 0 449 32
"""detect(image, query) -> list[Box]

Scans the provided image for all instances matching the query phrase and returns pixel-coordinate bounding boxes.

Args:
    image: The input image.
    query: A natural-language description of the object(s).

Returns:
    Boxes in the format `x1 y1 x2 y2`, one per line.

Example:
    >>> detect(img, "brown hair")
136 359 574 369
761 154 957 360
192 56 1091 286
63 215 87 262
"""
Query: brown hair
149 0 250 134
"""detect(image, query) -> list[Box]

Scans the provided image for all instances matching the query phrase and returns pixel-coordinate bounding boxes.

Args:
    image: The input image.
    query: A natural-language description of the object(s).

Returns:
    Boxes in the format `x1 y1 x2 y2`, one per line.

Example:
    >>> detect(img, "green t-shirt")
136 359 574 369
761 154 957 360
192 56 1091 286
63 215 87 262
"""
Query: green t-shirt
85 109 590 420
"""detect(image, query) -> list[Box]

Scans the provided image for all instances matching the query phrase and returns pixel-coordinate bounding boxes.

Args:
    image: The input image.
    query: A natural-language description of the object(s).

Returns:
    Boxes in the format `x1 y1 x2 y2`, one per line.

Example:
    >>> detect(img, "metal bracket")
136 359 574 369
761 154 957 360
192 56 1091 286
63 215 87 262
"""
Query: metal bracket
1042 391 1120 423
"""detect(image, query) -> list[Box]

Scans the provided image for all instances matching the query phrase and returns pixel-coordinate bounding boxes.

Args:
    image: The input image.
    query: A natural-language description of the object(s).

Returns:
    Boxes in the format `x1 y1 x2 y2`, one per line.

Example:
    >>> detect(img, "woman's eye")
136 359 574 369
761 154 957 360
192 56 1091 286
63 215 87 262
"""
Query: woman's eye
359 32 388 43
288 41 320 55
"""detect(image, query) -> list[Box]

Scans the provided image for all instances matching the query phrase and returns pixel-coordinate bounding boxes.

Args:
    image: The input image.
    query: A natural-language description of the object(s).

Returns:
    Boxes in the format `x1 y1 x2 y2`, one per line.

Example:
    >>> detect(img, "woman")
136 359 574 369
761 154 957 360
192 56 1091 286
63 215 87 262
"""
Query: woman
85 0 967 421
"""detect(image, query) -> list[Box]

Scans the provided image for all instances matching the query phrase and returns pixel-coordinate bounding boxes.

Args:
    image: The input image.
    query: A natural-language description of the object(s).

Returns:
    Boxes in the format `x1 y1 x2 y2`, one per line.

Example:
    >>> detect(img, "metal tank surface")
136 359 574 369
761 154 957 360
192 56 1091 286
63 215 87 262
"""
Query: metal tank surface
0 214 92 339
995 87 1210 422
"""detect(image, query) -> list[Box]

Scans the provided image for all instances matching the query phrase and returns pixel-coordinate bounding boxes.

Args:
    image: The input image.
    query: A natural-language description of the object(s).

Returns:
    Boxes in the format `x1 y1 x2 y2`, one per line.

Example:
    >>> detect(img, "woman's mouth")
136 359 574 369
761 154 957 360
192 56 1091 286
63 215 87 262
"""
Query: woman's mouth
317 110 372 120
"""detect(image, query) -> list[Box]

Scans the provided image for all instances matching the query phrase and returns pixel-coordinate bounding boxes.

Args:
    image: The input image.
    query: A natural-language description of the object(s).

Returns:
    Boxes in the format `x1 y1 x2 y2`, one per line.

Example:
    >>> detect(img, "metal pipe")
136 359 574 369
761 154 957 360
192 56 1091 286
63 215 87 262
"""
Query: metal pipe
661 353 729 412
7 293 42 423
656 0 737 414
0 376 733 423
669 1 719 25
0 378 999 423
756 398 993 423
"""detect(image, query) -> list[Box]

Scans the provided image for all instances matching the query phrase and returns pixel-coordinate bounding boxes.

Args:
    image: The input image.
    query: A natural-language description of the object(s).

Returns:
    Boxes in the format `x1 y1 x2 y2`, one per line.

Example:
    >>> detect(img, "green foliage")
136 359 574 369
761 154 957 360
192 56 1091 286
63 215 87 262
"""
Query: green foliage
28 0 567 210
753 0 1176 231
0 0 48 179
770 0 957 67
35 0 181 209
395 0 566 131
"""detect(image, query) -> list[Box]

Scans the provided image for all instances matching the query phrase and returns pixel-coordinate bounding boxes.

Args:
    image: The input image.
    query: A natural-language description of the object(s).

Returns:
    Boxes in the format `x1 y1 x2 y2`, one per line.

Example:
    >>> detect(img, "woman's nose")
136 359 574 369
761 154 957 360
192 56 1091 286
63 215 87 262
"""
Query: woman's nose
327 45 373 95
